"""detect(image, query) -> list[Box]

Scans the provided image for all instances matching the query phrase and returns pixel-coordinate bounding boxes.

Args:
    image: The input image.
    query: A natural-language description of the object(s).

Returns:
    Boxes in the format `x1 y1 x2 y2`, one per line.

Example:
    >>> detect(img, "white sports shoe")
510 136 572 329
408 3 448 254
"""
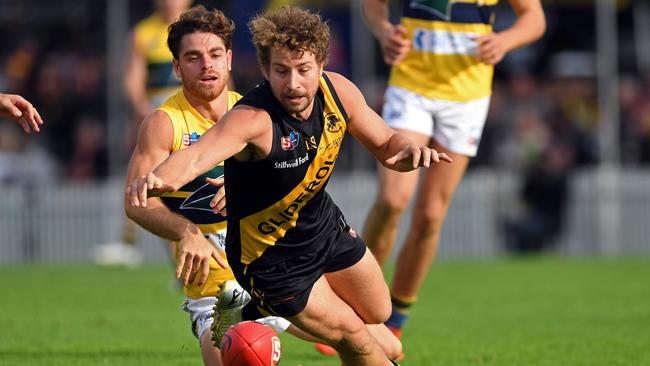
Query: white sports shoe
212 280 251 348
92 241 143 268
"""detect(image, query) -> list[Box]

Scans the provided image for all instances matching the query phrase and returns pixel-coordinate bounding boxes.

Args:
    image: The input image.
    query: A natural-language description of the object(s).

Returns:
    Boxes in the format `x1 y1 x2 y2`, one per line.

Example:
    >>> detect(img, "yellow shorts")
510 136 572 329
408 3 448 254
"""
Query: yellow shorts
176 233 236 299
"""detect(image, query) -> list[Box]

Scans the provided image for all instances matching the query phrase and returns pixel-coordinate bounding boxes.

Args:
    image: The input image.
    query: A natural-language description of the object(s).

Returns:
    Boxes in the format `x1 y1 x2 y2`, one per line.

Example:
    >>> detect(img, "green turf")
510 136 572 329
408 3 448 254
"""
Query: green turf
0 256 648 366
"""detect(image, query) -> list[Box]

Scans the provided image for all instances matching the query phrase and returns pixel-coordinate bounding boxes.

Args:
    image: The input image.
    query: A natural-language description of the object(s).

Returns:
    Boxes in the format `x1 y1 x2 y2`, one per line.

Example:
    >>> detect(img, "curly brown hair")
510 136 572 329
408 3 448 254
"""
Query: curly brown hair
248 6 330 69
167 5 235 59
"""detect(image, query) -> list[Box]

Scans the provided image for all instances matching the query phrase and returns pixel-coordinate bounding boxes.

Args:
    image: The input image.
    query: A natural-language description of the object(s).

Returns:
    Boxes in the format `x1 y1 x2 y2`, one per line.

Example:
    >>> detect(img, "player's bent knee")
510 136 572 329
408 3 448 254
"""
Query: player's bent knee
412 206 447 233
377 197 410 217
365 290 392 324
362 302 391 325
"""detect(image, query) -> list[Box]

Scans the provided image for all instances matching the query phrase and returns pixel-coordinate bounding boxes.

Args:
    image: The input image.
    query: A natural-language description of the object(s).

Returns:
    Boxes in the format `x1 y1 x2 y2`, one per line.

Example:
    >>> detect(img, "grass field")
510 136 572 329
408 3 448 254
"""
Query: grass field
1 256 648 366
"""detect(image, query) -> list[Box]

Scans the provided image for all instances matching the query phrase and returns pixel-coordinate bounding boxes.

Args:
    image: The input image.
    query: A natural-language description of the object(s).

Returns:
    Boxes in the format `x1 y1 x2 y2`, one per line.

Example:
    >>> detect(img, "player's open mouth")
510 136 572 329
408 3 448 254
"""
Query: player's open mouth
199 76 218 84
285 95 305 103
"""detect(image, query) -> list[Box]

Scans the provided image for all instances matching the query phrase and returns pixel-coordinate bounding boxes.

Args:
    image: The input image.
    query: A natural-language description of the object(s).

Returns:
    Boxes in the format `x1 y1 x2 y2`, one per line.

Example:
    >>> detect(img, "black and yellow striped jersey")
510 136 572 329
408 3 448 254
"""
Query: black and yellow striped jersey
224 74 348 267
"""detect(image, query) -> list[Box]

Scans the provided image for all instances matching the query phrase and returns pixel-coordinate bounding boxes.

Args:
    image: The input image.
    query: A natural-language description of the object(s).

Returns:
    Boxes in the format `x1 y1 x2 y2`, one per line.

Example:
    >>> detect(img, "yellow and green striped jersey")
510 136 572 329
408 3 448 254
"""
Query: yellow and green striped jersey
389 0 498 101
133 13 181 104
157 89 242 235
157 89 241 299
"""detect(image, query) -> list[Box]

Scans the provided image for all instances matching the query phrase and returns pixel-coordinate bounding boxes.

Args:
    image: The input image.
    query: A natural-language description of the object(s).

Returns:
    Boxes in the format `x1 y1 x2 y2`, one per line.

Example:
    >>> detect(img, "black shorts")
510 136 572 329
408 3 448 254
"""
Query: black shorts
235 214 367 318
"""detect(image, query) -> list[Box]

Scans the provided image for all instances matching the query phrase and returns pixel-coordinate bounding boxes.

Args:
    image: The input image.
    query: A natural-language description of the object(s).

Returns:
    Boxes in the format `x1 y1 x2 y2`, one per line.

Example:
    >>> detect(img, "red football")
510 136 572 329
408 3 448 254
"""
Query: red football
220 321 282 366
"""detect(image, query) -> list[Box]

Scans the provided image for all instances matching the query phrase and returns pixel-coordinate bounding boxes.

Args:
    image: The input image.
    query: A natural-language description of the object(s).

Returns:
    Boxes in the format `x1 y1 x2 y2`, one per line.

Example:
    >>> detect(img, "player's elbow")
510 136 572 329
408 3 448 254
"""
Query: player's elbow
528 8 546 41
123 200 138 221
123 191 148 221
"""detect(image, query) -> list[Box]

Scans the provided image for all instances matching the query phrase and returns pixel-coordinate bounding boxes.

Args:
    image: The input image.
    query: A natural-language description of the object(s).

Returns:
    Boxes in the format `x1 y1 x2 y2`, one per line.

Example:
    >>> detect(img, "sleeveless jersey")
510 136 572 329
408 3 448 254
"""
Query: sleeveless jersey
158 90 242 234
389 0 498 101
133 13 182 106
224 74 348 267
158 89 241 299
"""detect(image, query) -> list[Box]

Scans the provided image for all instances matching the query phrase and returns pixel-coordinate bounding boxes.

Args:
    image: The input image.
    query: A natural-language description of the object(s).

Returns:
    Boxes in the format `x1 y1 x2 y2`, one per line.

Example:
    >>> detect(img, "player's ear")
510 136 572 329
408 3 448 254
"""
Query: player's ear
227 49 232 72
172 59 181 78
260 66 269 80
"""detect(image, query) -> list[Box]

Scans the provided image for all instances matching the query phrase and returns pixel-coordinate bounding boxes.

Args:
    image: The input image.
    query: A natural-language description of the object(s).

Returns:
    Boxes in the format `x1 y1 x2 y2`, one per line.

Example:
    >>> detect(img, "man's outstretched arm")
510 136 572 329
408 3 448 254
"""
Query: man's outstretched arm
0 93 44 133
124 110 227 282
127 106 269 207
325 71 452 171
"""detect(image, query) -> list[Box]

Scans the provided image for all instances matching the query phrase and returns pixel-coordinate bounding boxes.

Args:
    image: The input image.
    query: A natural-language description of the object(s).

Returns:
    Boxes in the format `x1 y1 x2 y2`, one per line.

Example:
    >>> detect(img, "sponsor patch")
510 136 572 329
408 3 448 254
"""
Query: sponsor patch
281 131 300 151
413 28 478 55
349 228 357 238
274 152 309 169
182 131 202 146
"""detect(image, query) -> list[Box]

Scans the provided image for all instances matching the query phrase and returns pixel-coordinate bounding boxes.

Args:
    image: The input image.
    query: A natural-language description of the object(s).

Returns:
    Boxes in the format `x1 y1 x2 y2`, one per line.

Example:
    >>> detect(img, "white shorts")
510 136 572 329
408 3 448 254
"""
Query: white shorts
382 86 490 157
181 296 291 340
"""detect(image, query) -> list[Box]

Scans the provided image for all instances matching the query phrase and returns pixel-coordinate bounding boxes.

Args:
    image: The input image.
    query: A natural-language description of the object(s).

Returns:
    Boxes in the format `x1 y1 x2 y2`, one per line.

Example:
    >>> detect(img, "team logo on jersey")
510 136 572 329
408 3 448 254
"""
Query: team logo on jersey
325 113 342 133
410 0 454 20
305 135 318 150
182 131 201 146
179 176 222 212
349 228 358 238
281 130 300 151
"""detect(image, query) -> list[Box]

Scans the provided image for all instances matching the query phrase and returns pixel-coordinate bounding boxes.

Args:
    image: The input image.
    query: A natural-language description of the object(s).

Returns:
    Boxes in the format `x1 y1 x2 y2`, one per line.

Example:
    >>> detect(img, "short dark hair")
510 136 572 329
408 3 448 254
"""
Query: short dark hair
167 5 235 59
248 6 330 69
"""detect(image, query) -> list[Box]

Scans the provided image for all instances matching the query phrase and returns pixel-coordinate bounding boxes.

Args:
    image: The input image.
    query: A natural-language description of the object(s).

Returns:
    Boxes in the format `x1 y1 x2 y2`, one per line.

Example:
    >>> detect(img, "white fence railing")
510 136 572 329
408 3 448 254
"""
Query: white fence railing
1 168 649 264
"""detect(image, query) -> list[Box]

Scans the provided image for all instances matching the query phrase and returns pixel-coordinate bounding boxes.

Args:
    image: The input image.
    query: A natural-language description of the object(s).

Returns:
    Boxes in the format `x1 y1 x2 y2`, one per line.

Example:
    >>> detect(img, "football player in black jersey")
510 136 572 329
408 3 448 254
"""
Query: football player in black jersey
128 6 451 366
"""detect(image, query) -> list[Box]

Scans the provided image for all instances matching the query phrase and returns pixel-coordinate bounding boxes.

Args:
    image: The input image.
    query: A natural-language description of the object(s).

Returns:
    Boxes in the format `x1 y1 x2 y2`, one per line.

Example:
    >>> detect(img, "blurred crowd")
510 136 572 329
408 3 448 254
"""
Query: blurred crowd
0 0 354 183
1 1 650 188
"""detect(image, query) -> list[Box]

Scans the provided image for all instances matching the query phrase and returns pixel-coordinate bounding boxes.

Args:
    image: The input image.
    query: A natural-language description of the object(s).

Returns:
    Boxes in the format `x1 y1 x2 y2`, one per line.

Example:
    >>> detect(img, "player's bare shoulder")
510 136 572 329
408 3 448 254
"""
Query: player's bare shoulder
136 109 174 151
323 71 367 121
223 104 274 161
222 104 272 136
323 71 357 94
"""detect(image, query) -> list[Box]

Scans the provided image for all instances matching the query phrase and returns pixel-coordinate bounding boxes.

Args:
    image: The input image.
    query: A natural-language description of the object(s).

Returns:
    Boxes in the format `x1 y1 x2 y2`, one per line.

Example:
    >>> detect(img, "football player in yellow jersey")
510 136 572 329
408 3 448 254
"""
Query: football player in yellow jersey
127 6 453 365
95 0 193 266
360 0 546 356
0 93 43 133
123 6 241 366
125 0 191 121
